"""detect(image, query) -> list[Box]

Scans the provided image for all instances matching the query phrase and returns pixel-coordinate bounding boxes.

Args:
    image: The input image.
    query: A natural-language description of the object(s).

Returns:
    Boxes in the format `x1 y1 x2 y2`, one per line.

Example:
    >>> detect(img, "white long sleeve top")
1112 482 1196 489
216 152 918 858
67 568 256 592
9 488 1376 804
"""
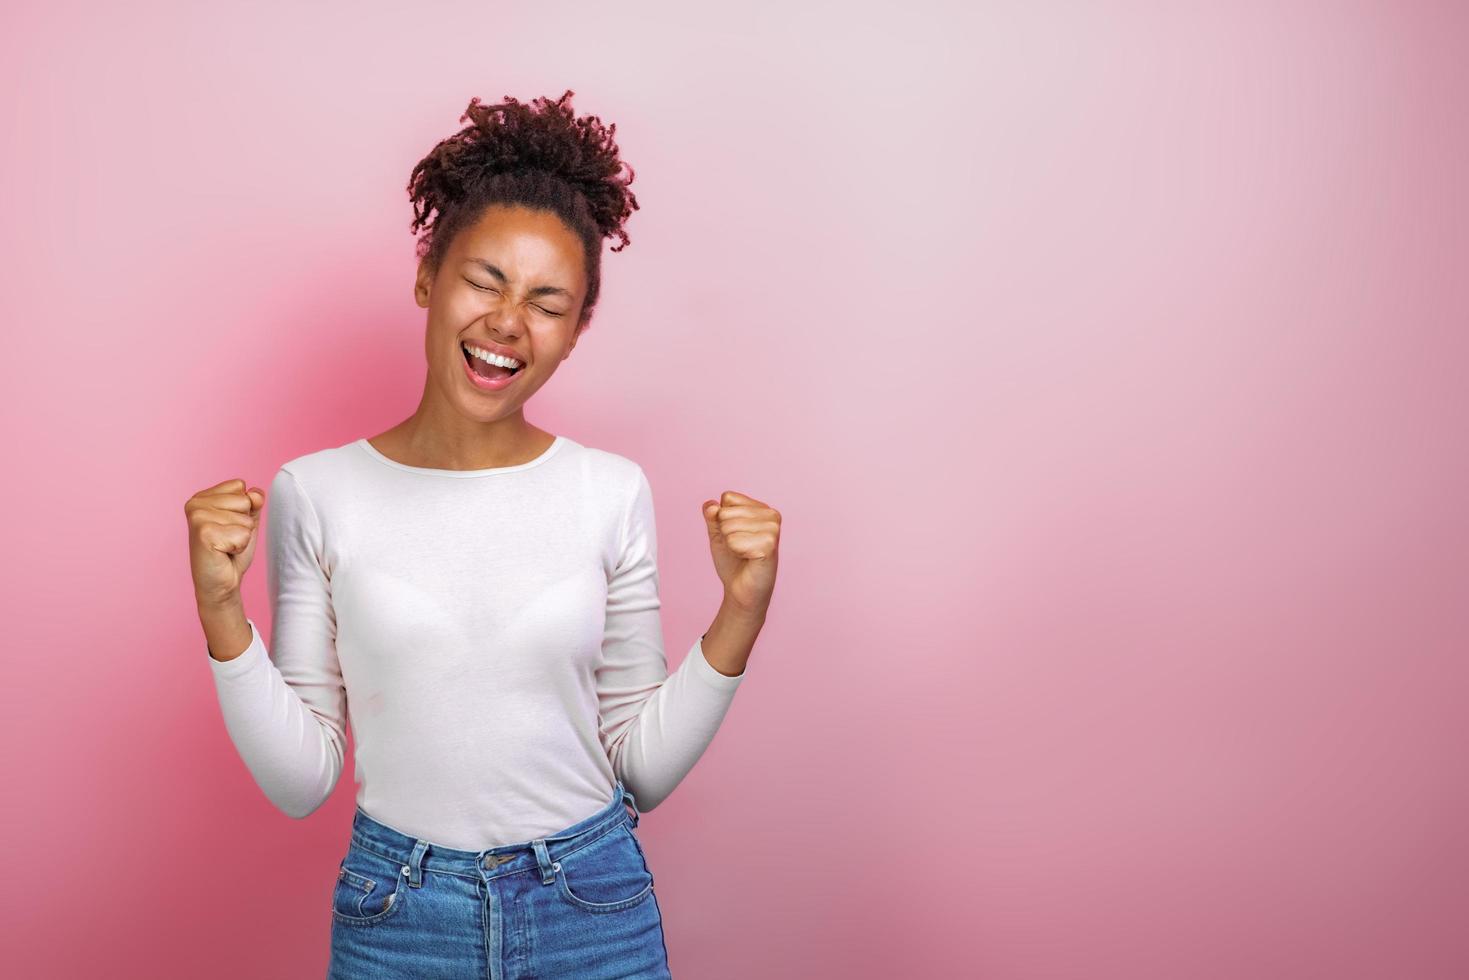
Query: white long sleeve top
206 434 745 850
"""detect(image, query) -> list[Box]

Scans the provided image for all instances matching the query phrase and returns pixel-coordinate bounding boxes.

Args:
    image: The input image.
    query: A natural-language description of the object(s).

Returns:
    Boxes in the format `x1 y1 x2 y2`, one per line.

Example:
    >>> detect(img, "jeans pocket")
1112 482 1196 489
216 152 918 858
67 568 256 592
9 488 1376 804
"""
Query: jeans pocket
330 845 406 925
553 824 655 913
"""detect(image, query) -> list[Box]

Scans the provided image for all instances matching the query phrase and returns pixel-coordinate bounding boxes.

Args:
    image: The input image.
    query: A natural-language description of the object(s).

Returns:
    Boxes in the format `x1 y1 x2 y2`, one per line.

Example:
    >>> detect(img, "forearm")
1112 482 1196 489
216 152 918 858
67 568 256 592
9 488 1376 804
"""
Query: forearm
202 612 346 819
199 594 253 662
700 595 765 678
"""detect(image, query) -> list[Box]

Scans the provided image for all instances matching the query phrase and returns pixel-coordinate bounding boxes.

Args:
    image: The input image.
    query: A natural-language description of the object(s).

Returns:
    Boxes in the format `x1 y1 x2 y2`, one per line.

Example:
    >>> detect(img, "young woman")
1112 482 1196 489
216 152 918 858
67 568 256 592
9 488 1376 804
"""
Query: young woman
185 91 780 978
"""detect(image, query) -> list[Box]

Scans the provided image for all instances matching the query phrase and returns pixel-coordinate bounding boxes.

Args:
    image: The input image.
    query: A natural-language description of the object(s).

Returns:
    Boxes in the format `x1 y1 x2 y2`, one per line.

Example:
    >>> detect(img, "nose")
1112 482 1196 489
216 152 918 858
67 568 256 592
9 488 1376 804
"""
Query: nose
487 311 522 341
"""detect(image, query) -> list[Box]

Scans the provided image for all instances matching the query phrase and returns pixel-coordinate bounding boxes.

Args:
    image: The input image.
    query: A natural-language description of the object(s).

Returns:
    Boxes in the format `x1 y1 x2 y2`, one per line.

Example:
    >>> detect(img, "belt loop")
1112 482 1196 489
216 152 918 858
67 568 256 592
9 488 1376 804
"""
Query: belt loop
620 782 640 827
531 839 556 885
406 839 429 888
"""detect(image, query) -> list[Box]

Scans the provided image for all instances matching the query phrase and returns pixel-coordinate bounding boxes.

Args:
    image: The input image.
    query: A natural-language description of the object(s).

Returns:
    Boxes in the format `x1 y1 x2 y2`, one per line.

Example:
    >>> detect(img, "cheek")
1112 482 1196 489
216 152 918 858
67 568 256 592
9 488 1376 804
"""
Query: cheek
432 291 486 328
427 323 456 362
543 322 580 356
428 303 476 346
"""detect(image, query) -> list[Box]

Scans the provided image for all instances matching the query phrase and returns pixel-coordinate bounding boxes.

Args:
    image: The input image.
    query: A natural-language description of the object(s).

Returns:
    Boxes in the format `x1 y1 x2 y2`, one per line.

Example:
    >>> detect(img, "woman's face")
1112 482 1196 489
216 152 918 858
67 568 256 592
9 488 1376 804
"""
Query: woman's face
415 204 587 423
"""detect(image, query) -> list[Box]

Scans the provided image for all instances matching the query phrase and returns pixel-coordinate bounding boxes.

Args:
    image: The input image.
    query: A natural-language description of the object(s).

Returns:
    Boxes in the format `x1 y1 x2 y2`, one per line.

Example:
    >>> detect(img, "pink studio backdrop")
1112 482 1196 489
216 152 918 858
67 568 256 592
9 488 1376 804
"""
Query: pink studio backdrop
3 2 1466 978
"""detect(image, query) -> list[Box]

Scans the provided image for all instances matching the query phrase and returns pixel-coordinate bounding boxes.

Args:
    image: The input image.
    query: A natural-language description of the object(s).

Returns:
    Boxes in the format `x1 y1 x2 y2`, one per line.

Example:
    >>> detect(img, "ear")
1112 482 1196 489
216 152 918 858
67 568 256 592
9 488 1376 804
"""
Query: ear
414 259 434 308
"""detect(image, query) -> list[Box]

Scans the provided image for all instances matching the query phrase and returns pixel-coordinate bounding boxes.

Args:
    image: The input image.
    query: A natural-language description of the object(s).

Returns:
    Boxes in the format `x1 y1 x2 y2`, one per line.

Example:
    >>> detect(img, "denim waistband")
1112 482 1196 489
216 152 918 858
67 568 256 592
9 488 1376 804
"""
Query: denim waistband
346 780 642 887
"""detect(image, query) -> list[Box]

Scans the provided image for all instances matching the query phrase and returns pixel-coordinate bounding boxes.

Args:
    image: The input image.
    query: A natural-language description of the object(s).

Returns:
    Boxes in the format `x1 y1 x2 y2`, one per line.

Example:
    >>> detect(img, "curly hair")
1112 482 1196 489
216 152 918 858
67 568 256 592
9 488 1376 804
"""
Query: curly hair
407 90 640 332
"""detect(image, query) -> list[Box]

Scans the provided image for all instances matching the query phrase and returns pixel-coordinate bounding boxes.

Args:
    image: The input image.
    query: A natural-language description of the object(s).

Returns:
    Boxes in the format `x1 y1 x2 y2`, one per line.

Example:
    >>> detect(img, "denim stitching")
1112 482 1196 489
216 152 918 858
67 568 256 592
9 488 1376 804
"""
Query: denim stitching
345 811 630 884
331 864 405 926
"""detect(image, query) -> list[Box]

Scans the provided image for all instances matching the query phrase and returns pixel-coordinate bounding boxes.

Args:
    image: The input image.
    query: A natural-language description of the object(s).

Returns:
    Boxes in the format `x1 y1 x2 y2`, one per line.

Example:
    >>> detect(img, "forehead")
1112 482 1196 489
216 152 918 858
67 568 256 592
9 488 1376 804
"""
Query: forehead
454 205 583 267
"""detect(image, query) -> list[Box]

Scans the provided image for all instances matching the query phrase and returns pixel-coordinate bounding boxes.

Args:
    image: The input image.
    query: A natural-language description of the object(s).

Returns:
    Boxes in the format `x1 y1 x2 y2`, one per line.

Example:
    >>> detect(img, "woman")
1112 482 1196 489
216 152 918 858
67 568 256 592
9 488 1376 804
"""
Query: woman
184 91 780 979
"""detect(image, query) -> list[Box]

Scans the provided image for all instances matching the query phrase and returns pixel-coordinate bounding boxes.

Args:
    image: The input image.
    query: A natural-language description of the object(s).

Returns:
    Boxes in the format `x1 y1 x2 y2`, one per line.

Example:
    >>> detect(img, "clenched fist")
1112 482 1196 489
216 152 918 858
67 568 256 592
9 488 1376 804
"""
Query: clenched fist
186 478 266 608
701 490 781 619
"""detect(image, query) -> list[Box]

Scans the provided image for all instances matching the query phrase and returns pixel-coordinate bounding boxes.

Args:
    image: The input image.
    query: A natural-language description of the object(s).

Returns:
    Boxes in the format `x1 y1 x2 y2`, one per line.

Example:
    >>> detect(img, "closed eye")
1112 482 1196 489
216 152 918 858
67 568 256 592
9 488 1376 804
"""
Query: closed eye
465 279 562 317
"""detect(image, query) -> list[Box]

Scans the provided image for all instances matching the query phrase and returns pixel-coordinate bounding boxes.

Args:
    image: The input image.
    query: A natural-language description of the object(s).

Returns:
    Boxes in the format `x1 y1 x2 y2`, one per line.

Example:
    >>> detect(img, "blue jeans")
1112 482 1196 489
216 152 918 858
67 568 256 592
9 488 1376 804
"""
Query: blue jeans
327 780 672 979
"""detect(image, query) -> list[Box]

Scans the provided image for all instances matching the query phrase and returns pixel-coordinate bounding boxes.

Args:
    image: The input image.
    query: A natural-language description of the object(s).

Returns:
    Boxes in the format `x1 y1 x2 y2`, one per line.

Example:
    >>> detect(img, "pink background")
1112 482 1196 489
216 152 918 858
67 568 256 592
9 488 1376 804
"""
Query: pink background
3 1 1466 977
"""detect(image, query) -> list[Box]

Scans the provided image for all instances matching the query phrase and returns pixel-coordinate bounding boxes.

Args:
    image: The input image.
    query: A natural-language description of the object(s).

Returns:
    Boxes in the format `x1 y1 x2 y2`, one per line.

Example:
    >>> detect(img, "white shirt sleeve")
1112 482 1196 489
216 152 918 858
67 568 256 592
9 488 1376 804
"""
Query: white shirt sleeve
595 466 745 812
206 466 348 819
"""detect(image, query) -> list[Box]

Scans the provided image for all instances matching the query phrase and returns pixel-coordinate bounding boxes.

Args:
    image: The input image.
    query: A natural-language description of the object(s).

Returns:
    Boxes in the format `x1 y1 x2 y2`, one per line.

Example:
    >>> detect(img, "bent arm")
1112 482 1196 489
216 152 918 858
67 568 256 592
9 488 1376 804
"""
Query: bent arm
597 467 746 812
203 467 348 819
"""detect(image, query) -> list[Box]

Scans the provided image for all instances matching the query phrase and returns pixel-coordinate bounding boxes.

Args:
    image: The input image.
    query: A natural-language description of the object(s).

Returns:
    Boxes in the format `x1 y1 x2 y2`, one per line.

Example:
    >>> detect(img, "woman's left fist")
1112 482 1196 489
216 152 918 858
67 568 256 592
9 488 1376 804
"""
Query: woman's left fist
702 490 780 617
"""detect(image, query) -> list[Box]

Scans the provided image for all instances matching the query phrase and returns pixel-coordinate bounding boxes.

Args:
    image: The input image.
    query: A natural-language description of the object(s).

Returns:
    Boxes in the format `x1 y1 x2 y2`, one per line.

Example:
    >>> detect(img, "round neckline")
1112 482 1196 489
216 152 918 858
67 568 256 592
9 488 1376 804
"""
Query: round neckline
355 435 566 477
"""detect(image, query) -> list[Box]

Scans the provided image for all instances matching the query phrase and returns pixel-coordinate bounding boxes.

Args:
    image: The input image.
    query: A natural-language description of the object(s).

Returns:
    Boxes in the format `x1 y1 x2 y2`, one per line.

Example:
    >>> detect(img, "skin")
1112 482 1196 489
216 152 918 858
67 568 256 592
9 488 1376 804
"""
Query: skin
188 203 779 679
369 204 588 470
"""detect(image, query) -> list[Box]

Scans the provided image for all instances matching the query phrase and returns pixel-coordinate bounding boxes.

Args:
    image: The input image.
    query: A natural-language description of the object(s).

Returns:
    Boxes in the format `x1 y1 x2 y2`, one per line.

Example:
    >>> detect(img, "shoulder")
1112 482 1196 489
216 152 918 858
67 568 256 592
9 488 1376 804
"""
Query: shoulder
557 438 647 495
272 439 363 501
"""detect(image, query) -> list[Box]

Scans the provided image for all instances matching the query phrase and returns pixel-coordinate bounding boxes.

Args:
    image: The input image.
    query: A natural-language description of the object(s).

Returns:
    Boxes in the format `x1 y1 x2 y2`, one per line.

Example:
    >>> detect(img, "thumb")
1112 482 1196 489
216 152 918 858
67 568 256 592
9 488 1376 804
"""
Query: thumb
248 488 265 515
702 499 720 531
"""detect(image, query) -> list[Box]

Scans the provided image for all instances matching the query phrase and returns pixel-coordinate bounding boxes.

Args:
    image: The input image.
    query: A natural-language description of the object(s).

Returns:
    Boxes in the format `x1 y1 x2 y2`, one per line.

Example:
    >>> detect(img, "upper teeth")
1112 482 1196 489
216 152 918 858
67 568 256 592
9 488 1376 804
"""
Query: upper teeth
464 343 522 369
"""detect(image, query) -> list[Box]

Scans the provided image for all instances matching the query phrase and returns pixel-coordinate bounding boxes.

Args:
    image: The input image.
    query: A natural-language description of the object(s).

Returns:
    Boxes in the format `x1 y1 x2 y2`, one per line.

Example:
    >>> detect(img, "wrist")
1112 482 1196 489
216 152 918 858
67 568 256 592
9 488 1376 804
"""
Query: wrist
719 593 768 626
197 595 253 663
196 592 244 619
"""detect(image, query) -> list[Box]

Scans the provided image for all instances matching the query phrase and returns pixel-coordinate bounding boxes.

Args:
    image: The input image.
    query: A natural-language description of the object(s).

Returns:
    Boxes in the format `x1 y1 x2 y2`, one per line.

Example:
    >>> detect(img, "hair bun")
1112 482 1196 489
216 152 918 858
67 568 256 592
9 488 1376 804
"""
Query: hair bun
408 90 638 254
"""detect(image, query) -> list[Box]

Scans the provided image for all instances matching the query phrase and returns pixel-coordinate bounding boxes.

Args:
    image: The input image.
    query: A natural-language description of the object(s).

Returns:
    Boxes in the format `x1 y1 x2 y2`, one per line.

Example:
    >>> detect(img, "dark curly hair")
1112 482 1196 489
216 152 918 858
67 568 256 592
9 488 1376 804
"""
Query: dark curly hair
407 90 640 333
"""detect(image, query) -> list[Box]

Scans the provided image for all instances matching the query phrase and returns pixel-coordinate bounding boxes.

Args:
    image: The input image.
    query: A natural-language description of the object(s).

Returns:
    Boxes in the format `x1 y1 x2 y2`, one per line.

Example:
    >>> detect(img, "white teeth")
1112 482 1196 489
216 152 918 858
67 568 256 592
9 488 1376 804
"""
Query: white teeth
463 343 522 370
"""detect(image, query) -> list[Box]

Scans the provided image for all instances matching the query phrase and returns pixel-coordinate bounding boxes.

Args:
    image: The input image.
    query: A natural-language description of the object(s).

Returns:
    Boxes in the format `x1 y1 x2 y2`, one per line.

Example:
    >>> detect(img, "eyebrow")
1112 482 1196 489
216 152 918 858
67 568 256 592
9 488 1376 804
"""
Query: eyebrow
463 259 574 300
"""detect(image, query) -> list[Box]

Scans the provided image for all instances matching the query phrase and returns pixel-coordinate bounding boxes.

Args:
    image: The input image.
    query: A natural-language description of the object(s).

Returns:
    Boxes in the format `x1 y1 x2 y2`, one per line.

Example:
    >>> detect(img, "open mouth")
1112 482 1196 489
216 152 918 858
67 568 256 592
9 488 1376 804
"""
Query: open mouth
462 341 523 384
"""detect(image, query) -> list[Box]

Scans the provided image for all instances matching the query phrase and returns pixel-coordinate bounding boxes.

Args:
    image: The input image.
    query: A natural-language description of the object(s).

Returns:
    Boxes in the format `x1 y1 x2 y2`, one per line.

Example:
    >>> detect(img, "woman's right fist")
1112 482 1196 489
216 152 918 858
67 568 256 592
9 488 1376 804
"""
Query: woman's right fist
186 478 265 607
